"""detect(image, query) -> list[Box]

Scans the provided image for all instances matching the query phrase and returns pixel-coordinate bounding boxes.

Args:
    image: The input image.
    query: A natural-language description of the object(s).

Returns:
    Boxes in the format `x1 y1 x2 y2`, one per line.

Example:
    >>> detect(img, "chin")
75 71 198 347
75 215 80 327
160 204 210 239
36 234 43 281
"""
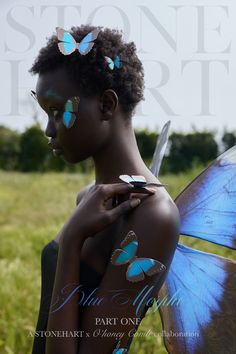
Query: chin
62 152 90 164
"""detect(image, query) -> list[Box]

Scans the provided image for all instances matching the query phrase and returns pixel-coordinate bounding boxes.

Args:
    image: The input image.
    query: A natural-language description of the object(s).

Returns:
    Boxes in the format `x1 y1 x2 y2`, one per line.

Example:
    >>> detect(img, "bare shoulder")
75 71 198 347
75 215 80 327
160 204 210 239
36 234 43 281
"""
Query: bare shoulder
116 188 180 267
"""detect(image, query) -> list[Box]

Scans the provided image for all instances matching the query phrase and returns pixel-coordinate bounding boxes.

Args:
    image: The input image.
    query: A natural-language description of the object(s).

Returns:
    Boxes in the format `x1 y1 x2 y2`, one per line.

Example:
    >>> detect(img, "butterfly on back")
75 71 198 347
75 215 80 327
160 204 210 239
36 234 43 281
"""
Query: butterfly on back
56 27 100 56
110 230 166 283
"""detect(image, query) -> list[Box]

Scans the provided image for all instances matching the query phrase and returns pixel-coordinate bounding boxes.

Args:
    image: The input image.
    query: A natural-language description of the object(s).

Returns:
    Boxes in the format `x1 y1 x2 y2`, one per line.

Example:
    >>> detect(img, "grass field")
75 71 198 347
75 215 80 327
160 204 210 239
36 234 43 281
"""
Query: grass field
0 168 235 354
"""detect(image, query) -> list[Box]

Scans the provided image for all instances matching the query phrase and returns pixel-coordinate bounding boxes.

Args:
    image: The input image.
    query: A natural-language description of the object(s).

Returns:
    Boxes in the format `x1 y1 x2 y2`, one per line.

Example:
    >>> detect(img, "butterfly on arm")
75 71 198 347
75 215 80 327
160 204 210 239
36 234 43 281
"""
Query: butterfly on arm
110 230 166 283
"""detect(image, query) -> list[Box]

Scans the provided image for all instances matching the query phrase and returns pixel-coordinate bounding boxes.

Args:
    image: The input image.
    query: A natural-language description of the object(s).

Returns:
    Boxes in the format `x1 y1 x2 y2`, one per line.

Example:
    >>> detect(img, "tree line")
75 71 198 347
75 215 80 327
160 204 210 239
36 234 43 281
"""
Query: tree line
0 124 235 174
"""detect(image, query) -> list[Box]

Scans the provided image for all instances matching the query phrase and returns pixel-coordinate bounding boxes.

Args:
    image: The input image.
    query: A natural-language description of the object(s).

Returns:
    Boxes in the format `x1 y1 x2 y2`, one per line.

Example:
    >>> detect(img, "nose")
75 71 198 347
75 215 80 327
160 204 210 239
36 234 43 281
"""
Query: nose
45 117 57 138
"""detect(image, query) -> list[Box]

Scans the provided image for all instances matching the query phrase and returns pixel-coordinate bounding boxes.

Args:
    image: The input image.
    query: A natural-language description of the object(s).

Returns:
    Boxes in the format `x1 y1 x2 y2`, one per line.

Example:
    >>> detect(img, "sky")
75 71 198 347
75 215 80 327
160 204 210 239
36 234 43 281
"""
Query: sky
0 0 236 135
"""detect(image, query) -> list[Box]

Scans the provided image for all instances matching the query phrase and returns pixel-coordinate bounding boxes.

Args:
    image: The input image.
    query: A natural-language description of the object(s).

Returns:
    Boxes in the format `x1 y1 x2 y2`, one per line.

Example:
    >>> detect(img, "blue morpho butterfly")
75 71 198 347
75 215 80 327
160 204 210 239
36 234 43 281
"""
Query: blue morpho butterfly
111 174 165 207
119 174 165 189
56 27 100 56
104 55 121 70
61 96 80 128
30 91 79 129
110 230 166 283
146 125 236 354
112 347 127 354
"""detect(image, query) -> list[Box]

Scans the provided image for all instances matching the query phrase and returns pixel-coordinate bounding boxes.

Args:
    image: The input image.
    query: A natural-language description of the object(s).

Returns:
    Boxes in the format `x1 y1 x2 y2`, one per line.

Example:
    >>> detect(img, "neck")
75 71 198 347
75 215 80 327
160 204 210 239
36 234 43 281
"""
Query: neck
93 121 156 184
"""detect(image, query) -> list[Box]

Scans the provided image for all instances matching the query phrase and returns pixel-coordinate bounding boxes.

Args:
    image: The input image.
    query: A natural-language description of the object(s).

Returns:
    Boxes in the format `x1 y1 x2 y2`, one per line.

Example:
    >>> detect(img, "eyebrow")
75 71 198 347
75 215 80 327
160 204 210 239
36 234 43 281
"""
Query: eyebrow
30 89 64 102
44 89 64 100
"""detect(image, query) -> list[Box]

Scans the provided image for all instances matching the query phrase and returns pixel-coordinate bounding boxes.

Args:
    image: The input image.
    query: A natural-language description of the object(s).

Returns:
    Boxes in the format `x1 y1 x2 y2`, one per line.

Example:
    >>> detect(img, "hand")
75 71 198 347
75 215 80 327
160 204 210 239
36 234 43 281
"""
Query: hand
60 183 154 248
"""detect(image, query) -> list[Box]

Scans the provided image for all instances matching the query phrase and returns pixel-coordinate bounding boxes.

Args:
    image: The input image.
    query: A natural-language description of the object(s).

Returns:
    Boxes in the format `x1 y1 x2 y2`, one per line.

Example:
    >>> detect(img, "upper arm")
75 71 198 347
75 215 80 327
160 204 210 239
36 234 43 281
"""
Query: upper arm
78 196 180 353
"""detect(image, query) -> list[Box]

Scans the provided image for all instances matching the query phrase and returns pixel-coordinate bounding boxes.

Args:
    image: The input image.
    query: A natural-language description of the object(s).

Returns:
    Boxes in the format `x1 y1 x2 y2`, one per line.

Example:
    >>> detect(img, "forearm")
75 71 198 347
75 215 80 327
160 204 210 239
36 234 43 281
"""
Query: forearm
45 236 84 354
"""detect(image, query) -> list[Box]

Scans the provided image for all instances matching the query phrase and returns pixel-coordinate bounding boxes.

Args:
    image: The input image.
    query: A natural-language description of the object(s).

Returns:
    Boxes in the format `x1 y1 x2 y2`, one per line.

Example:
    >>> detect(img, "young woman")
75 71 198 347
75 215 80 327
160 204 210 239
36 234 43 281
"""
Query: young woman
30 25 179 354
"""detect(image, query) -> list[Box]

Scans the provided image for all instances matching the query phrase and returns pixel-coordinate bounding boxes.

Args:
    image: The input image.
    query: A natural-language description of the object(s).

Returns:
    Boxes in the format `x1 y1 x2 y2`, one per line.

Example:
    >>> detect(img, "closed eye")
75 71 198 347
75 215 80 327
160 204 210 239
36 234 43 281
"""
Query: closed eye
49 108 62 119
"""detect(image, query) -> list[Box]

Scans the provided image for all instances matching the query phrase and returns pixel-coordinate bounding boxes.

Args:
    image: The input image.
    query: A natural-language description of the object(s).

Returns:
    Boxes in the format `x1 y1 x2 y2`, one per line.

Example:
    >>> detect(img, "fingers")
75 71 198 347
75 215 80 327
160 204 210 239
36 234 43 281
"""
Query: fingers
97 183 155 201
107 197 141 221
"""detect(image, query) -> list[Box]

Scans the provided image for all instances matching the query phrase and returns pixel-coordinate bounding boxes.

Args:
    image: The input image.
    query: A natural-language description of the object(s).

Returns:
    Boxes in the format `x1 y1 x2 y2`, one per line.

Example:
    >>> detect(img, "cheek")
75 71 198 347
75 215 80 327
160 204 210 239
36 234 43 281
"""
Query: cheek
57 110 106 158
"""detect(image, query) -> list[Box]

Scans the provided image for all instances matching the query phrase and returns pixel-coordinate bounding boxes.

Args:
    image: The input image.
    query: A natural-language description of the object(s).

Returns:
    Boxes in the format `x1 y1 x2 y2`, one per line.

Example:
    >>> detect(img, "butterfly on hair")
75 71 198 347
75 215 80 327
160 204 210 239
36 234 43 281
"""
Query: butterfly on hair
104 55 122 70
56 27 100 56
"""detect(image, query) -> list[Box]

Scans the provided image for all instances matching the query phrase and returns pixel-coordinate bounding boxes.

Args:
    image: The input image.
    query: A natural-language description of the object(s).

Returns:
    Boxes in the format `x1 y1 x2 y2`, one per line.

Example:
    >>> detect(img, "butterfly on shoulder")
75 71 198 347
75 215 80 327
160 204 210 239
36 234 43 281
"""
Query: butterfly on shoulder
119 174 165 189
110 230 166 283
56 27 100 56
104 55 122 70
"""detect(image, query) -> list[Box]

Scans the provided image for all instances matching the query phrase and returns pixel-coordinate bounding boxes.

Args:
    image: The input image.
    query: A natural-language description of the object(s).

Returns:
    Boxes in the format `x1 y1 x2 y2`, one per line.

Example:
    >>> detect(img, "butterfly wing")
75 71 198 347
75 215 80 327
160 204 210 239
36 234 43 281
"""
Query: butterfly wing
119 174 147 188
119 174 134 184
126 258 166 283
112 349 127 354
104 56 115 70
63 112 77 129
56 27 76 55
131 175 146 184
64 96 80 113
158 243 236 354
111 230 138 265
62 97 80 128
176 146 236 249
114 56 121 69
78 28 100 55
149 120 171 177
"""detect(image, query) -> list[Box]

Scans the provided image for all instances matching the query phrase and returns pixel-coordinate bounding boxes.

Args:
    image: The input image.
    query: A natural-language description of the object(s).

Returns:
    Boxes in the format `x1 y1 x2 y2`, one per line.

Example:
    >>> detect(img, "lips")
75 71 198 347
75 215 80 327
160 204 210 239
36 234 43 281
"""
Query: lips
48 139 63 156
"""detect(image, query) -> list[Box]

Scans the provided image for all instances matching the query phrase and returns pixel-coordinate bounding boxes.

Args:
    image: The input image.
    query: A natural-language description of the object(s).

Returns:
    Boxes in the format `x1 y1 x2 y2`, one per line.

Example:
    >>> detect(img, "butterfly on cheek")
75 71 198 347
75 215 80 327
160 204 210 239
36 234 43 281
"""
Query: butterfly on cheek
49 97 80 129
61 96 80 129
30 91 80 129
110 230 166 283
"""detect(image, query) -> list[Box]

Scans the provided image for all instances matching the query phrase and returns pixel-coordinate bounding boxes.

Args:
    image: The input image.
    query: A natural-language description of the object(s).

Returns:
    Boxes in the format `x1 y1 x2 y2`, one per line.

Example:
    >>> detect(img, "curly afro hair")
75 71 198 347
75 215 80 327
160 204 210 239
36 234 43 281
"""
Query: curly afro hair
29 25 145 115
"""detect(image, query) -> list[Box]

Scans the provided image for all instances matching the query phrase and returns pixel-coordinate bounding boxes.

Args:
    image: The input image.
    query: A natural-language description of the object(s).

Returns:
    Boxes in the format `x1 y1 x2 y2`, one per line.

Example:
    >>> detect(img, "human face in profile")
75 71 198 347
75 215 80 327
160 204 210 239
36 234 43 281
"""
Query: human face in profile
34 67 111 164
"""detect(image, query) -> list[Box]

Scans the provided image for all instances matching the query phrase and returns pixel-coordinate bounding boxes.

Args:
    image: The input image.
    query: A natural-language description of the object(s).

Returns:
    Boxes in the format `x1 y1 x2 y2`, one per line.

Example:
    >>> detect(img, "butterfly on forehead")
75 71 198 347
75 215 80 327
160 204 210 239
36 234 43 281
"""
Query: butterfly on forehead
30 90 80 129
56 27 100 56
110 230 166 283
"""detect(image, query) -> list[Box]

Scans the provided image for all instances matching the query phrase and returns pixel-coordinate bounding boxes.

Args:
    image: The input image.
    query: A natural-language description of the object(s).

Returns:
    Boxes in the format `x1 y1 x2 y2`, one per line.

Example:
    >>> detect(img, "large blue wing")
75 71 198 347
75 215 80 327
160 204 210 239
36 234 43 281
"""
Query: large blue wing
148 144 236 353
176 146 236 250
158 244 236 354
149 120 171 177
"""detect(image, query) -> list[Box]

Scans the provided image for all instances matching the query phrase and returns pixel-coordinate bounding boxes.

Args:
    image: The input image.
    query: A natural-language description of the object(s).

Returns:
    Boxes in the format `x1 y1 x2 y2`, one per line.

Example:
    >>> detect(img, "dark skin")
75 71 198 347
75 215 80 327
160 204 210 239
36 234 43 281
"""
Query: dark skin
35 67 180 354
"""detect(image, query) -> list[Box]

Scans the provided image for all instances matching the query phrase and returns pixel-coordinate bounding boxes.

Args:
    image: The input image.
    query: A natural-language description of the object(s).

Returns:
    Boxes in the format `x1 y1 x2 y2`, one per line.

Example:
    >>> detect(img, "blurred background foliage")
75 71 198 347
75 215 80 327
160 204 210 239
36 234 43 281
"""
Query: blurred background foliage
0 123 235 174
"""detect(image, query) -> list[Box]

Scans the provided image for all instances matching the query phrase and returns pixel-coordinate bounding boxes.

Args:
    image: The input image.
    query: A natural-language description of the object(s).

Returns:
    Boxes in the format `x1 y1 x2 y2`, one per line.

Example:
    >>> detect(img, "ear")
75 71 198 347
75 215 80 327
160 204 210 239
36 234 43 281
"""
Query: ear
99 89 118 120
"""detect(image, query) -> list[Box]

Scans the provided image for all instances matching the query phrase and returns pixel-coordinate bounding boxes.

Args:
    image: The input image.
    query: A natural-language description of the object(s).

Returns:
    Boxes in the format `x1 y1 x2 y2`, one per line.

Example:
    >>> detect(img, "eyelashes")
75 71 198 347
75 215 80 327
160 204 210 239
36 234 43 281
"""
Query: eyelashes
31 90 80 129
49 108 62 119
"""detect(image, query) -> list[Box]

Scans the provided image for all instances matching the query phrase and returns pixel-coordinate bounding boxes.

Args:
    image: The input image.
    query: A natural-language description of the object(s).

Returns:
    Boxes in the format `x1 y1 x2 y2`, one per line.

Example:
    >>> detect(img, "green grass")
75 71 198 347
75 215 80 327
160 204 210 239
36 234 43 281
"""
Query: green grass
0 169 235 354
